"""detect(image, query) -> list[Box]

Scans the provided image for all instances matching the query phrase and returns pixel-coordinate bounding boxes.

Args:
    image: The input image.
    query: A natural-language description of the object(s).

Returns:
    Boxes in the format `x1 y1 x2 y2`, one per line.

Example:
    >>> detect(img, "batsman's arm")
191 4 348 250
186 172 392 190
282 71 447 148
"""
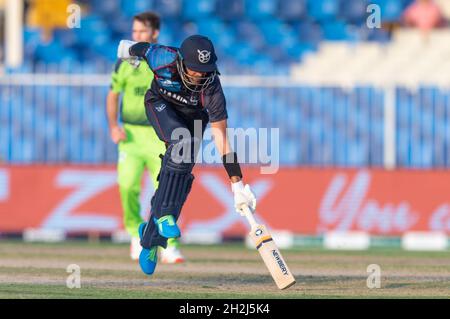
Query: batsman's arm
117 40 163 71
210 119 241 183
128 42 151 60
211 119 257 213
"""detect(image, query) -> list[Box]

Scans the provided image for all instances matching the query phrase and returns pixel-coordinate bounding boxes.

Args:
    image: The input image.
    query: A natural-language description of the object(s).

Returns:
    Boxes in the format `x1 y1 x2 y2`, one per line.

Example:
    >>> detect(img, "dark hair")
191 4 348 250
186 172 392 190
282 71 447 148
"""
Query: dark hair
133 12 161 30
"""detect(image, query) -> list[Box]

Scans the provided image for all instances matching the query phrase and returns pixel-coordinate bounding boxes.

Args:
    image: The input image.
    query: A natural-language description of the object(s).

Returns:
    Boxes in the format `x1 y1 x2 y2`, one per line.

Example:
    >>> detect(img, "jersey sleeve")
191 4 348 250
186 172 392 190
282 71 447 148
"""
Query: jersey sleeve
130 42 177 73
204 78 228 123
110 59 125 93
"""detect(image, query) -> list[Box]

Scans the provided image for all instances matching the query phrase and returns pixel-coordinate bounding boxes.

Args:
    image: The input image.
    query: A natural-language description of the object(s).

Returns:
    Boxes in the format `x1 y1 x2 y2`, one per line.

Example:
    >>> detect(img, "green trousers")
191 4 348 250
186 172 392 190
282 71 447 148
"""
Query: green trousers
117 124 178 248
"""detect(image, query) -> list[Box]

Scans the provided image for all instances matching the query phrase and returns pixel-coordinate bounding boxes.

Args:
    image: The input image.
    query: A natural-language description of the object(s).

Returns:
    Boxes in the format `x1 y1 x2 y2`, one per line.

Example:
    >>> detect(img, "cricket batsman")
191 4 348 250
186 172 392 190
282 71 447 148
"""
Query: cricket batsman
106 12 185 263
117 34 257 275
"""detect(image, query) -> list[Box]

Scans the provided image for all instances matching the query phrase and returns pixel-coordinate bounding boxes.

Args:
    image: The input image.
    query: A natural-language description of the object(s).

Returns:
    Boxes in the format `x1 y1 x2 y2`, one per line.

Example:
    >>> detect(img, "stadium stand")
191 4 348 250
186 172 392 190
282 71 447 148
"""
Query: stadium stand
291 29 450 86
17 0 430 74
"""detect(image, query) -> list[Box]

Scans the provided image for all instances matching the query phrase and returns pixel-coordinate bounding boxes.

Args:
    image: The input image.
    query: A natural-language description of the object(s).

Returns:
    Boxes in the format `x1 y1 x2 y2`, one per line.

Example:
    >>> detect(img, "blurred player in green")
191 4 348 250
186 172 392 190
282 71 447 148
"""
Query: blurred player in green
106 12 185 263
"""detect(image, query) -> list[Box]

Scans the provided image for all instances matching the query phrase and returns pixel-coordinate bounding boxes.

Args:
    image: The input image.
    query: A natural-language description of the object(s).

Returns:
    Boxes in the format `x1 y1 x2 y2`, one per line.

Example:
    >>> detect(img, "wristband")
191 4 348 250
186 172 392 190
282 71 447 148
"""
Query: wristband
222 152 243 179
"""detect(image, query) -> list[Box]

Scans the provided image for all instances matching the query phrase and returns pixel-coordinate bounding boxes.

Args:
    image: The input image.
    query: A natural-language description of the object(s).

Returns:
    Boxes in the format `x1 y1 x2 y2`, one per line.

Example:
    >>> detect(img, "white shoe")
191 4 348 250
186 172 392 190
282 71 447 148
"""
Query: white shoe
160 245 185 264
130 237 142 261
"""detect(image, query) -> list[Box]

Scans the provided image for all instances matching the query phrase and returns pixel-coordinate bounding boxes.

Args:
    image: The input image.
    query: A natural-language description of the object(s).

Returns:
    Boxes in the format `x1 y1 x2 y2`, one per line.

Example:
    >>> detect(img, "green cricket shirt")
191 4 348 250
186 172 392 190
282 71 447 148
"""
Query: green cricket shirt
110 59 153 126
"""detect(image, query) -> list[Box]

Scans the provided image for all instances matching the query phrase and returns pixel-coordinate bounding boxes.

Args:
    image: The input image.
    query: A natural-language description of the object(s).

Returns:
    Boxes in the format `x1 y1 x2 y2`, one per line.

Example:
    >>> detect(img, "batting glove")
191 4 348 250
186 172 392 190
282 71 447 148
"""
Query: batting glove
117 40 136 59
117 40 141 68
232 181 257 216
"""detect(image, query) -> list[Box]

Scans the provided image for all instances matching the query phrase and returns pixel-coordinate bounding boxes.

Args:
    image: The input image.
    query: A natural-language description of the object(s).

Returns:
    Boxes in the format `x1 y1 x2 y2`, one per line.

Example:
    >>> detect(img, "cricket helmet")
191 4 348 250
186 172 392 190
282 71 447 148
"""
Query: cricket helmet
176 35 218 92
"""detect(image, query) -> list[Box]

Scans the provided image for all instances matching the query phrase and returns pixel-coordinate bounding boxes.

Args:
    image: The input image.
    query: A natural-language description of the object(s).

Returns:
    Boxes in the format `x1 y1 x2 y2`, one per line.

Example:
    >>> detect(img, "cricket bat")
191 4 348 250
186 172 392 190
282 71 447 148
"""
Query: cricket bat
241 205 296 290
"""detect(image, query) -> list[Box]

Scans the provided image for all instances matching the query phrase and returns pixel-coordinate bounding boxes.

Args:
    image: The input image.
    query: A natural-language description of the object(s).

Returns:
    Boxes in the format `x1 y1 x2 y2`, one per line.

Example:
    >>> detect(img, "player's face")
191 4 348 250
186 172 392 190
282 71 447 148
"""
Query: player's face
132 20 159 43
185 68 207 84
177 58 217 92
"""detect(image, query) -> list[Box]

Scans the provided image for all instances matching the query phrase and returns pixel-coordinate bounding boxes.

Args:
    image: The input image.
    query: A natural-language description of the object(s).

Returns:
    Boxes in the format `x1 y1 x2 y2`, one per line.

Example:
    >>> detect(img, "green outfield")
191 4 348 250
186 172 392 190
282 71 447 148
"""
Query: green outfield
0 240 448 299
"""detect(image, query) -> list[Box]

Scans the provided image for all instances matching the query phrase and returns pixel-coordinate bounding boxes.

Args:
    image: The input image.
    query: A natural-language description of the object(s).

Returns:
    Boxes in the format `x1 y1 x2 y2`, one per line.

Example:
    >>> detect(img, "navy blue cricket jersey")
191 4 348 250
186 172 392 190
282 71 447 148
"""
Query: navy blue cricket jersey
131 43 228 123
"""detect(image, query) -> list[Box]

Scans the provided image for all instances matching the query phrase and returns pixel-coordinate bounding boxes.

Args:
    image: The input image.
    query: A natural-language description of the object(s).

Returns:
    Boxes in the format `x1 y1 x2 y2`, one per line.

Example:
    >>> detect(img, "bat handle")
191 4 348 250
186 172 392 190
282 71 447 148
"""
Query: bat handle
241 205 258 229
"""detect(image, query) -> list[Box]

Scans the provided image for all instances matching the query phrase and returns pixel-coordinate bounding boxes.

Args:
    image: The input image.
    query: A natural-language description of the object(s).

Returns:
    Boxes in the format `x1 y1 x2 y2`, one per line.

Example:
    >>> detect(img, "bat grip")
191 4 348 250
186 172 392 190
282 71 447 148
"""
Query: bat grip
241 205 258 229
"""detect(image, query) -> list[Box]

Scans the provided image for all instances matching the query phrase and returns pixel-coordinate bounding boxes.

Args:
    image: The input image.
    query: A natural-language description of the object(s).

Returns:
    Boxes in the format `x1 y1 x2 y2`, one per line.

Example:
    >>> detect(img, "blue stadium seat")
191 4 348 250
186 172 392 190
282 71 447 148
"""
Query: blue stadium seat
161 19 184 45
368 140 381 166
183 0 216 20
133 0 155 12
349 142 368 166
366 27 391 42
158 27 176 47
372 0 404 21
307 0 339 22
260 19 305 60
411 143 433 168
34 42 77 64
323 20 349 40
109 15 132 36
23 28 42 61
24 28 41 44
216 0 245 20
340 0 369 24
252 56 278 75
233 21 266 50
121 0 155 17
258 19 285 45
92 0 122 16
172 21 202 45
296 20 324 44
75 15 109 44
278 0 307 21
53 29 78 50
310 119 323 140
153 0 182 18
281 139 299 164
433 143 446 167
196 18 235 48
245 0 277 20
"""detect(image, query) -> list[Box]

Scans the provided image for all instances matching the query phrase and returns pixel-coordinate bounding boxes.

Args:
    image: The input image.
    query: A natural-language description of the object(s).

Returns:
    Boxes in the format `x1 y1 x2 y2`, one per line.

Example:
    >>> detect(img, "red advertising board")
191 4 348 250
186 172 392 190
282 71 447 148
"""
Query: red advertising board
0 165 449 235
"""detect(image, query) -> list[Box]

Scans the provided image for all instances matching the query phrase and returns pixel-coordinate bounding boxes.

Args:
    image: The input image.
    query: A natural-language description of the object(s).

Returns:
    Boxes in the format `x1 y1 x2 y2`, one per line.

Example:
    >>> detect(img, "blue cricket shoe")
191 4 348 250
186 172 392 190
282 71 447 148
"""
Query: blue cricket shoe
138 222 158 275
154 215 181 238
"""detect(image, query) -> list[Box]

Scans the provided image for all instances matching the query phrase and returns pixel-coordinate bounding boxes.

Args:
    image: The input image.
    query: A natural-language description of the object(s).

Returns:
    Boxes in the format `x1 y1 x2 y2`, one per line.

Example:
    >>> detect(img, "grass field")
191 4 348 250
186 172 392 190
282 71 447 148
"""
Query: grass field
0 240 448 299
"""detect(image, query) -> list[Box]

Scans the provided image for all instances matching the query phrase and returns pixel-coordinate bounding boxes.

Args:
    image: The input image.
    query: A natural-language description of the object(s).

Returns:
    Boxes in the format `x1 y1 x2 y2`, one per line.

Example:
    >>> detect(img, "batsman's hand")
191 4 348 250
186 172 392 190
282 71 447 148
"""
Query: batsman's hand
117 40 136 59
110 125 127 144
232 181 257 215
117 40 141 68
